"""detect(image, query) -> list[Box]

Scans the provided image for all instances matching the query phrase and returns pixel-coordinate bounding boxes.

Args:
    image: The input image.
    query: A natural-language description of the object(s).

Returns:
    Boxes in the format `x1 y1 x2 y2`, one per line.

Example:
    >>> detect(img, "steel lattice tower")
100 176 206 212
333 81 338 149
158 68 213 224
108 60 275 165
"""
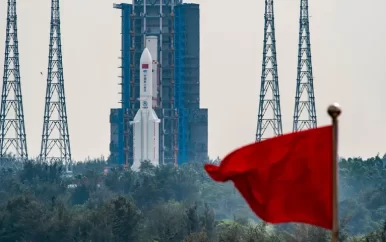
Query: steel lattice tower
256 0 283 142
0 0 28 160
293 0 317 131
40 0 72 172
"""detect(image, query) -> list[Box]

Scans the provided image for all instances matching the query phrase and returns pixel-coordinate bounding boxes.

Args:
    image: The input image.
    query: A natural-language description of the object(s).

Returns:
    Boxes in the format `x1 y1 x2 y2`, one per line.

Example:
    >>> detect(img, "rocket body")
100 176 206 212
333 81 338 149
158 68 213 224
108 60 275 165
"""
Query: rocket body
130 48 160 171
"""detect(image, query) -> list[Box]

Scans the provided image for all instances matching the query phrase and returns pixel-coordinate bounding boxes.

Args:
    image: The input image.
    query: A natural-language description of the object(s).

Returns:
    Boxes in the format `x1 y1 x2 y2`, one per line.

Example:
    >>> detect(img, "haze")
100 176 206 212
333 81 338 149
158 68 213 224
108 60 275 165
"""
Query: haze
0 0 385 161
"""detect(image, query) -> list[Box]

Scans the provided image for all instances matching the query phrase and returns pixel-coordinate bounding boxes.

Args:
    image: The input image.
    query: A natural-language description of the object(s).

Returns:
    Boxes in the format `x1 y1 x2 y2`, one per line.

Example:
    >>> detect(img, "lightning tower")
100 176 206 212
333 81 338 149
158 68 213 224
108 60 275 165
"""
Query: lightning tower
0 0 28 160
40 0 72 172
293 0 317 131
256 0 283 142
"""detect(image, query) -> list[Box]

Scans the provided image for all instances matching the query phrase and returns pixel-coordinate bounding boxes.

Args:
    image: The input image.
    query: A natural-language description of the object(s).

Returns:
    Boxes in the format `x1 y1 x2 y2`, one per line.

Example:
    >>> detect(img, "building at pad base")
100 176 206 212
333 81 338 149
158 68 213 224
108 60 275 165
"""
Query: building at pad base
110 1 208 167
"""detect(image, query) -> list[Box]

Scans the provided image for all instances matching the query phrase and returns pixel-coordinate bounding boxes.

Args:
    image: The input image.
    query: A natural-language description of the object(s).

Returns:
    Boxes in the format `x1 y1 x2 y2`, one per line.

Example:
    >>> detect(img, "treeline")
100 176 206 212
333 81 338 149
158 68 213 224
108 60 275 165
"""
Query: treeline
0 155 384 241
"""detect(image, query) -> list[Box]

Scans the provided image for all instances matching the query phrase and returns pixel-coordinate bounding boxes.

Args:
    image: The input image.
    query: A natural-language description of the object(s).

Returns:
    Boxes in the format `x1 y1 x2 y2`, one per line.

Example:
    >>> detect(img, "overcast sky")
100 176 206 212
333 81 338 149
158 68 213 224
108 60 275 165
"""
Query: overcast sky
0 0 385 161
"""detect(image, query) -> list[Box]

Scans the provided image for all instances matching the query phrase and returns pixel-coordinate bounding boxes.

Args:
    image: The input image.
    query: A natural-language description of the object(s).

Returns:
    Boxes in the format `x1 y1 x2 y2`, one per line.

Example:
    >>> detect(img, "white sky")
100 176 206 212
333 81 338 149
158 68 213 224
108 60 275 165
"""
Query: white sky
0 0 385 161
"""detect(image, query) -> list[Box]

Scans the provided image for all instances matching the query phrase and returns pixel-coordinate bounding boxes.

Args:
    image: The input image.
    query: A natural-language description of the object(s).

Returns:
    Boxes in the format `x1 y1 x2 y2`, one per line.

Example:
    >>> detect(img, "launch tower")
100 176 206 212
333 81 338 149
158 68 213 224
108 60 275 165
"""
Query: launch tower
293 0 317 131
0 0 28 160
111 1 208 166
40 0 72 172
256 0 283 142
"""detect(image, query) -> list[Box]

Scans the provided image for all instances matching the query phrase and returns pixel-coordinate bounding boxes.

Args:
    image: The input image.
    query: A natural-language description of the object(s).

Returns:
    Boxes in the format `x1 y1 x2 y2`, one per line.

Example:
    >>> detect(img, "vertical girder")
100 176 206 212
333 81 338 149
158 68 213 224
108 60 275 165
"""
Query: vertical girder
256 0 283 142
0 0 28 160
293 0 317 131
40 0 72 172
174 6 187 164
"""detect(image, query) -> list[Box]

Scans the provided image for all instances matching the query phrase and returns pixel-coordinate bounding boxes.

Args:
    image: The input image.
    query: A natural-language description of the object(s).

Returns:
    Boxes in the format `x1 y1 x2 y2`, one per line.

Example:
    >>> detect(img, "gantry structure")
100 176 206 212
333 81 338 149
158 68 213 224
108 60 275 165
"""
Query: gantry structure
111 1 208 166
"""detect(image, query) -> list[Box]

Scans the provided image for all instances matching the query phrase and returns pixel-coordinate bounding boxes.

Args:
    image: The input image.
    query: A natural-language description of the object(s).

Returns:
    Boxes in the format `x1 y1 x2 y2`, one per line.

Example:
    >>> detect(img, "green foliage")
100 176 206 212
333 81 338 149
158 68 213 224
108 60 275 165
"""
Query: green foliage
0 155 383 241
339 156 386 235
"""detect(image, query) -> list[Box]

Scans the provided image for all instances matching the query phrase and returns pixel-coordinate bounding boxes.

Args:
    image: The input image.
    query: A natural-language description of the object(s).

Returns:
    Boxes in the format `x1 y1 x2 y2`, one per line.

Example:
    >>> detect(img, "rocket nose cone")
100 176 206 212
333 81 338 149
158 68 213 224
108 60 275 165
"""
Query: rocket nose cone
140 48 152 63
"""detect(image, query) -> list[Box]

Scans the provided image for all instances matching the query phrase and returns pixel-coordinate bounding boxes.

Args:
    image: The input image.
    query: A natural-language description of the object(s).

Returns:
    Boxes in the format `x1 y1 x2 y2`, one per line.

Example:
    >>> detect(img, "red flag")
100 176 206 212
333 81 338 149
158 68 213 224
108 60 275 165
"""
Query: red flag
205 126 333 229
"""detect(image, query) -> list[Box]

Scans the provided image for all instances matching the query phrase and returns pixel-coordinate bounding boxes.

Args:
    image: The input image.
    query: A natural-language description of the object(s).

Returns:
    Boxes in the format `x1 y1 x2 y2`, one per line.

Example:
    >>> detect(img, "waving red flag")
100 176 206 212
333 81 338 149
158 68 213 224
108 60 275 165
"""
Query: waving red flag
205 126 333 230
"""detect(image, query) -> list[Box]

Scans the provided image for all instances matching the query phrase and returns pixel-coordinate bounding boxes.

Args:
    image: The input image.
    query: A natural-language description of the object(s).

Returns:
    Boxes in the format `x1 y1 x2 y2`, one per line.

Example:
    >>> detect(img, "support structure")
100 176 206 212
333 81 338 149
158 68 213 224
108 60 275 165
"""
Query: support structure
174 6 187 164
165 0 179 167
256 0 283 142
0 0 28 160
293 0 317 131
40 0 72 172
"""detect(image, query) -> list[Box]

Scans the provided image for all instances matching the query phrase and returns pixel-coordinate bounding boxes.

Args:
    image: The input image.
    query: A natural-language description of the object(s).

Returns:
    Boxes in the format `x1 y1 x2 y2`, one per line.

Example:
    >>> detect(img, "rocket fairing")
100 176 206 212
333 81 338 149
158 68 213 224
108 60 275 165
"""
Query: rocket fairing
130 48 160 171
145 36 159 108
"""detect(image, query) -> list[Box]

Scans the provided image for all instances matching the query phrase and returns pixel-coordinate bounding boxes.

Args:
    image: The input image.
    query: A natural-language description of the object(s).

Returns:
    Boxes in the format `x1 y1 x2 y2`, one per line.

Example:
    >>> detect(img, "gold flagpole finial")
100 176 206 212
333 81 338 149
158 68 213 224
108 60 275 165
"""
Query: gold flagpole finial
327 103 342 119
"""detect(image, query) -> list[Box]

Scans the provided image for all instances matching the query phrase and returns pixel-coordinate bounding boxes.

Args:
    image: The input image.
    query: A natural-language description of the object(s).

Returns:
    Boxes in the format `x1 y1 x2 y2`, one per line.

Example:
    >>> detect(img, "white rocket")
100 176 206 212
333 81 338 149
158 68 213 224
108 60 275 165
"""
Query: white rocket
130 48 160 171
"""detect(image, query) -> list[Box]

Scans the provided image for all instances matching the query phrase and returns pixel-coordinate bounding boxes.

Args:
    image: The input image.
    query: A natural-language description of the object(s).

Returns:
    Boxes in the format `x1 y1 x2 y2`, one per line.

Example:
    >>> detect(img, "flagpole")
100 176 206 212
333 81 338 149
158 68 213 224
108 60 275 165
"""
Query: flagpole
327 104 341 242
